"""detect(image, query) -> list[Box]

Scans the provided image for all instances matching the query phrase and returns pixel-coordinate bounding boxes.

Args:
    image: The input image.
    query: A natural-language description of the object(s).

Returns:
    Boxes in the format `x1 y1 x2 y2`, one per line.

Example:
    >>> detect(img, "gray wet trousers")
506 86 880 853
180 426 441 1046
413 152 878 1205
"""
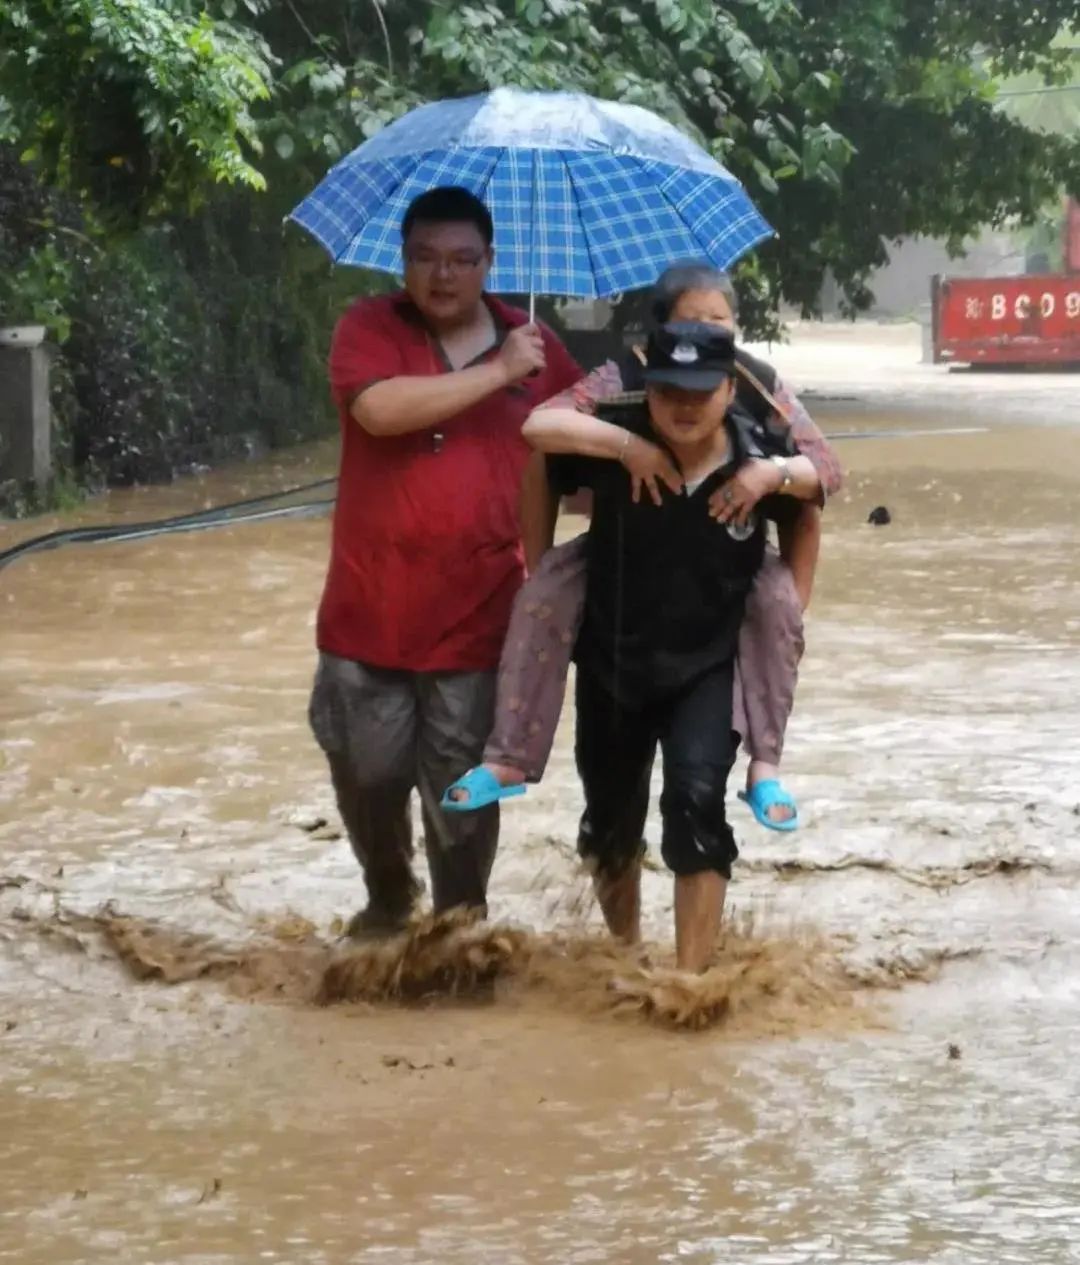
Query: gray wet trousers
308 655 498 916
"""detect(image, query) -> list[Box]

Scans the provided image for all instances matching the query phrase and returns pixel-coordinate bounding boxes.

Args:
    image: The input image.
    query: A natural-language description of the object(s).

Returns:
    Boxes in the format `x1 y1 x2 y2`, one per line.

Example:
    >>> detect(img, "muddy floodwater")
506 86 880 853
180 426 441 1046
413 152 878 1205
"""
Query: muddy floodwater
2 354 1080 1262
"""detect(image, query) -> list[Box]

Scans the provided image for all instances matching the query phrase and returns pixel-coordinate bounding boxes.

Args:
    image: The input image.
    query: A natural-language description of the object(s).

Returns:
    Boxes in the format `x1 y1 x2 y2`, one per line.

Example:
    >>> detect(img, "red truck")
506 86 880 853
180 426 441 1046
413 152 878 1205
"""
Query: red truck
931 198 1080 367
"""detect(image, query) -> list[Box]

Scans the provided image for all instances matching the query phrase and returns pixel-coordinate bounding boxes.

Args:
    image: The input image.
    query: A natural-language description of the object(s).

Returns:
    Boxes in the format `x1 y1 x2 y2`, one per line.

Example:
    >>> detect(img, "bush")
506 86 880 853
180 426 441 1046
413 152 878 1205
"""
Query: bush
0 147 345 509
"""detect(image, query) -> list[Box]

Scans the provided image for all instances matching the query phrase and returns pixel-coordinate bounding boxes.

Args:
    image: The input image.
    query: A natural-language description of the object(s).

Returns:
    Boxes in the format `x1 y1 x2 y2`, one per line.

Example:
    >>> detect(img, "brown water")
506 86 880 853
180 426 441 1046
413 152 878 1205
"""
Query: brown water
2 408 1080 1264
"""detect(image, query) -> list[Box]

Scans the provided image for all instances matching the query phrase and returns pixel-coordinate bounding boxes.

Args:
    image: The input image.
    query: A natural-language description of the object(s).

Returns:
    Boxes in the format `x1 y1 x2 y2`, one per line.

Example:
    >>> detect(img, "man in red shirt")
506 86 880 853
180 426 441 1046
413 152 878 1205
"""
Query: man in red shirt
309 186 581 937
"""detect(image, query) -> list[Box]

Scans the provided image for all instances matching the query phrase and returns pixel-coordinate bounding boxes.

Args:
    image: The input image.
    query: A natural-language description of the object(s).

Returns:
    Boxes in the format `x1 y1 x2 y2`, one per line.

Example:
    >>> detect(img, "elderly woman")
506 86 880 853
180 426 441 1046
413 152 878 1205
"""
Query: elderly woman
442 262 843 830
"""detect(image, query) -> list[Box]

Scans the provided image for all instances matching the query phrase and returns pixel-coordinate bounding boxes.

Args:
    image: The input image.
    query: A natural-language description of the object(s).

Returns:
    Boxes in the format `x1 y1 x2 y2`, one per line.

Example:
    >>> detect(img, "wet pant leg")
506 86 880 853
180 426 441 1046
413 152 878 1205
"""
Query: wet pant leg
483 536 588 782
417 670 499 914
308 653 419 916
573 671 654 879
657 666 740 879
733 549 805 765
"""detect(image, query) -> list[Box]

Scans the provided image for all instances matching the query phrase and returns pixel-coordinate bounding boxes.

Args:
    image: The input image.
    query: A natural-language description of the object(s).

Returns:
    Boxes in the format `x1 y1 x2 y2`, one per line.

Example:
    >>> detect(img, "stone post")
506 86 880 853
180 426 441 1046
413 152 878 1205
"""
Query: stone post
0 325 51 488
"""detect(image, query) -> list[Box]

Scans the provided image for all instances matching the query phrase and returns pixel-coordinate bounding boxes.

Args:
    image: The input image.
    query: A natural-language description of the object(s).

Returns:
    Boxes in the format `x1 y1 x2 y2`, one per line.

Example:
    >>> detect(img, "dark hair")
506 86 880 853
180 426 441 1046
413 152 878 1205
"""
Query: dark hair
650 261 738 326
401 186 494 247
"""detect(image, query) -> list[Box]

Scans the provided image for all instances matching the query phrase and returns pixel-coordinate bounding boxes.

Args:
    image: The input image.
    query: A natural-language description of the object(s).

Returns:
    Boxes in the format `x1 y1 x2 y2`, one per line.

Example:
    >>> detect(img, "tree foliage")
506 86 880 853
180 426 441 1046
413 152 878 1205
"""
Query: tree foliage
5 0 1080 312
248 0 1080 313
0 0 272 217
2 0 1080 499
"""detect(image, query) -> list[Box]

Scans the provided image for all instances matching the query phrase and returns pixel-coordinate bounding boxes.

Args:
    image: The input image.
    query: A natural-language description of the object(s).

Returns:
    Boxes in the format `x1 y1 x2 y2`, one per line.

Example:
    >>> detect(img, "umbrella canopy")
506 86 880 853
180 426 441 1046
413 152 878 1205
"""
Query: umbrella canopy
290 87 773 298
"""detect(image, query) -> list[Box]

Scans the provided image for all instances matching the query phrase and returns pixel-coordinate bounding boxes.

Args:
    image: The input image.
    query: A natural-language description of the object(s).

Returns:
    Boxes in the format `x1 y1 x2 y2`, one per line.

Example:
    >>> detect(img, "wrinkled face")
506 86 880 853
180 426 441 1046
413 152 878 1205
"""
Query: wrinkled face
667 287 736 331
402 220 492 327
646 378 735 450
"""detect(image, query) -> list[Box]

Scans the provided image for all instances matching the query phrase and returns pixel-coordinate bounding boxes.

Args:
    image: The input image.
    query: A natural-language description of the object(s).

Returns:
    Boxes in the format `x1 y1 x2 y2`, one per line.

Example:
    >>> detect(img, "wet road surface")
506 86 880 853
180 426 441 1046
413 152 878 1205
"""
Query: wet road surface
2 382 1079 1263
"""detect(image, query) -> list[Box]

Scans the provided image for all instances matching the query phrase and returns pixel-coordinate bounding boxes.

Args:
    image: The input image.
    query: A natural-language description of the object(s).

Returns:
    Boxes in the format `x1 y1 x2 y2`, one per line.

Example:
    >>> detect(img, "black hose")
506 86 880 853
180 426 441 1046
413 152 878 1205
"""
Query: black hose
0 427 986 573
78 499 337 545
0 478 337 571
822 426 987 441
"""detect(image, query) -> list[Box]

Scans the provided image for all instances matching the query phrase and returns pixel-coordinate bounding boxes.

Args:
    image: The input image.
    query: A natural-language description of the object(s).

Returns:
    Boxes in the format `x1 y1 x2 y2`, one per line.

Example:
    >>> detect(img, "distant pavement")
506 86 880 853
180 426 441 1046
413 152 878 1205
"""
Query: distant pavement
743 321 1080 428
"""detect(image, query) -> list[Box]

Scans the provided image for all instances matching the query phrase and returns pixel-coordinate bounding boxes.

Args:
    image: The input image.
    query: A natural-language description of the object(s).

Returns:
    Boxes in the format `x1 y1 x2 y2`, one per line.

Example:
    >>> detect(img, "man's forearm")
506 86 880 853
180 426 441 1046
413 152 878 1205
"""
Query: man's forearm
351 361 509 437
778 503 821 611
520 451 560 573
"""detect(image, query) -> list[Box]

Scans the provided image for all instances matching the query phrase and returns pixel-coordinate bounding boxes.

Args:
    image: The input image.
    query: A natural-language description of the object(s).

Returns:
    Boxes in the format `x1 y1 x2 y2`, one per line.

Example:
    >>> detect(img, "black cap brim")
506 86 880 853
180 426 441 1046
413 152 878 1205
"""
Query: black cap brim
644 368 733 392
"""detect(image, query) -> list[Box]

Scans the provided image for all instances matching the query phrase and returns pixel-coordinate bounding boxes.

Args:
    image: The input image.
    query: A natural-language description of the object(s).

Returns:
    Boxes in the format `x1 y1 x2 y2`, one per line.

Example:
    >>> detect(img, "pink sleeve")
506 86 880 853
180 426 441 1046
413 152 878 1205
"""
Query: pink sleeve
773 376 844 500
538 325 584 398
541 359 626 414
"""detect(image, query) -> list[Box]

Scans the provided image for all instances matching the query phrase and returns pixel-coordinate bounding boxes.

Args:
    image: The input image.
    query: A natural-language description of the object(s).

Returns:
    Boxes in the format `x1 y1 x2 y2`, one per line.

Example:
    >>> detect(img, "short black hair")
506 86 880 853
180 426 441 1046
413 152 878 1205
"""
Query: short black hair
650 261 738 326
401 186 494 247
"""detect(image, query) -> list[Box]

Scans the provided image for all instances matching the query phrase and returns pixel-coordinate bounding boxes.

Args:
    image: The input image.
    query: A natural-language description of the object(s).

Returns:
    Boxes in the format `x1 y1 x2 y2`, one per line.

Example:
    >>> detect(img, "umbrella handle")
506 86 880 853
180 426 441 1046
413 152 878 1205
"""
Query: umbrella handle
529 149 536 326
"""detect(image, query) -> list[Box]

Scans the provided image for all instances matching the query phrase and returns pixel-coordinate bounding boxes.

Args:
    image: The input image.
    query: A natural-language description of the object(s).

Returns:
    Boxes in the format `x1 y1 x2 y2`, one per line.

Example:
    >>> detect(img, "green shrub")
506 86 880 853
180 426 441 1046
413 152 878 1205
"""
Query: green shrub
1 147 347 508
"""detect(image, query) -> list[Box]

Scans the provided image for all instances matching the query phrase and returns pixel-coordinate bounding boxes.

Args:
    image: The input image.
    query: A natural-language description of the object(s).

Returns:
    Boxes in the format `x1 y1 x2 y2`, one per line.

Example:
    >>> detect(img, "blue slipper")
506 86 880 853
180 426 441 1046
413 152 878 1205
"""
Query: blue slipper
441 767 527 814
738 779 799 833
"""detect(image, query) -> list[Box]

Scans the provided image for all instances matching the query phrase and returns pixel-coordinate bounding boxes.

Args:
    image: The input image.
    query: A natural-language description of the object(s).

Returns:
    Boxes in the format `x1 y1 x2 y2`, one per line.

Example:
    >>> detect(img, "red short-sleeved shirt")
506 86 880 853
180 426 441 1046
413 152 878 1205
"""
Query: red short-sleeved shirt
318 292 581 672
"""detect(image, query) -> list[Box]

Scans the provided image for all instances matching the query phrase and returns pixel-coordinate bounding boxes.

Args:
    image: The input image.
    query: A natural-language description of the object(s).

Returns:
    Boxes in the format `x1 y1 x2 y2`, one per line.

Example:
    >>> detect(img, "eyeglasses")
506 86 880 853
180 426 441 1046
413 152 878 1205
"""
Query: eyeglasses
403 252 487 277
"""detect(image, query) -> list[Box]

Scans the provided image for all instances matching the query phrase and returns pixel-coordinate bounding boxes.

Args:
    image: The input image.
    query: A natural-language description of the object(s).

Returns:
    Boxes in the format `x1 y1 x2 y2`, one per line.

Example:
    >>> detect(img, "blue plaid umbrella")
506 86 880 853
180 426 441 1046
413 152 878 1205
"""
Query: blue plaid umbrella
289 87 773 303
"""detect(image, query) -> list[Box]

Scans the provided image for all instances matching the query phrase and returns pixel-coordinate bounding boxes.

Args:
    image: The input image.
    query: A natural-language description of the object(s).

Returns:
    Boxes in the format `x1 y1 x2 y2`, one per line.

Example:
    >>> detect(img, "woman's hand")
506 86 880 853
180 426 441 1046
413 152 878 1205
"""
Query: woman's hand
708 458 782 526
520 408 682 507
621 433 684 506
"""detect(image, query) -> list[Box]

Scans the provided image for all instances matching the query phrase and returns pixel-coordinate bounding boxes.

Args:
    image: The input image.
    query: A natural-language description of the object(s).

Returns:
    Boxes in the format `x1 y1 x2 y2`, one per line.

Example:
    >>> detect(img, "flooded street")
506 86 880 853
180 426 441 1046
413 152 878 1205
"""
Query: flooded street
2 327 1080 1263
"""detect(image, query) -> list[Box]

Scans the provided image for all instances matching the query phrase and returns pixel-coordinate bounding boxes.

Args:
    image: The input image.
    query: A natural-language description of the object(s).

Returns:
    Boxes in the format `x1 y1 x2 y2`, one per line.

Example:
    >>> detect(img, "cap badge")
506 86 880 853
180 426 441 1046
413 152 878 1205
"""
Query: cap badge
671 341 699 365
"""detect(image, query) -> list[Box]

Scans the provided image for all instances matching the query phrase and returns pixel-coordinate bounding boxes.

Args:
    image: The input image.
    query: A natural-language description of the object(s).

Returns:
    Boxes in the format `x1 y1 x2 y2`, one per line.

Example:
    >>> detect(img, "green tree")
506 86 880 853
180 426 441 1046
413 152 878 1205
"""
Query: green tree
6 0 1080 315
4 0 1080 502
764 3 1080 311
248 0 1080 317
0 0 273 218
